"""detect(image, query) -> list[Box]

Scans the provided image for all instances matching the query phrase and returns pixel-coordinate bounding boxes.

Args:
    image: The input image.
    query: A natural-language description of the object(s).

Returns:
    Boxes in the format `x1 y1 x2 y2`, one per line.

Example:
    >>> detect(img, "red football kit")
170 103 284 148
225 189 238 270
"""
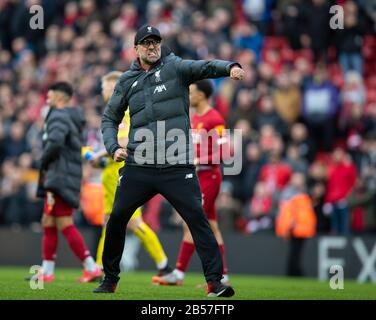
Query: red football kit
191 108 228 220
168 107 230 279
44 192 74 217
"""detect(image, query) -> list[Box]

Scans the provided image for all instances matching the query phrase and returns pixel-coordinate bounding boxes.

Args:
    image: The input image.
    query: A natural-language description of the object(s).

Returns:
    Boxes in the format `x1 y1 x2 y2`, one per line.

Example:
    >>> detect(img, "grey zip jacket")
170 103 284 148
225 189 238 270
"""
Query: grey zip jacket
101 51 240 167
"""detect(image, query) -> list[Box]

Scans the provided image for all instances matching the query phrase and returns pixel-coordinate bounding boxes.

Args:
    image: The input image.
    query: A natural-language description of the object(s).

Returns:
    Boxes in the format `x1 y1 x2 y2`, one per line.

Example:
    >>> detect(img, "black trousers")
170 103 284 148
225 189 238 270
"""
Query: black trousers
287 237 306 277
103 164 223 283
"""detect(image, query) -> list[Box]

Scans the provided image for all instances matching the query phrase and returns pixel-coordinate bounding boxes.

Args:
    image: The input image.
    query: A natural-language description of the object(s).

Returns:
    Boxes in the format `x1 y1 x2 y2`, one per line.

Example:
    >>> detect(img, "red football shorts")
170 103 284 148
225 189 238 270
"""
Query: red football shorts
44 192 74 217
198 166 222 221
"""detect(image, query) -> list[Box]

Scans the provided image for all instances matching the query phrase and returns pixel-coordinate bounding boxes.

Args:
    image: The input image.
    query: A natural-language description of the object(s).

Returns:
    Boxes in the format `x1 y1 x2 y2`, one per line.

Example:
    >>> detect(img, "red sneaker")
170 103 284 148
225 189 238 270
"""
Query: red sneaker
152 272 183 286
38 274 55 283
78 268 103 283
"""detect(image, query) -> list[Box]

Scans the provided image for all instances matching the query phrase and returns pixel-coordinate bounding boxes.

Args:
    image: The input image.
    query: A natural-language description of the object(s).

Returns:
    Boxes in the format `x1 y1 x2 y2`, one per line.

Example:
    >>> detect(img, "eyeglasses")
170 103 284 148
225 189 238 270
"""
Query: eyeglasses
139 39 161 48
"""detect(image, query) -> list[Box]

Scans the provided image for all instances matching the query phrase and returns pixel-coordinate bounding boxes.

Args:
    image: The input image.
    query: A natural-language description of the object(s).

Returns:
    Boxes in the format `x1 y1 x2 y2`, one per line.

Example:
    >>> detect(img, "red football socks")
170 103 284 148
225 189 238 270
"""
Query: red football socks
219 244 228 275
62 225 90 261
42 226 58 260
175 241 195 272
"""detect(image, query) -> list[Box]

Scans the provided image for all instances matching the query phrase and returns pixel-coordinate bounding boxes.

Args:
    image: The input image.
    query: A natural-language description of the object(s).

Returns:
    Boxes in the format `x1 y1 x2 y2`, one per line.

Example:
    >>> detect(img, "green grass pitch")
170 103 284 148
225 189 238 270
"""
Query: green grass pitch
0 266 375 300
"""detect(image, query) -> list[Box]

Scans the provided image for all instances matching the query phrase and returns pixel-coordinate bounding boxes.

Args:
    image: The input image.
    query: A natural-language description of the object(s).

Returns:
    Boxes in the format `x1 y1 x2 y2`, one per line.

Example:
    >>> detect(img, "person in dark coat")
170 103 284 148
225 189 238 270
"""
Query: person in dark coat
95 25 244 297
33 82 102 283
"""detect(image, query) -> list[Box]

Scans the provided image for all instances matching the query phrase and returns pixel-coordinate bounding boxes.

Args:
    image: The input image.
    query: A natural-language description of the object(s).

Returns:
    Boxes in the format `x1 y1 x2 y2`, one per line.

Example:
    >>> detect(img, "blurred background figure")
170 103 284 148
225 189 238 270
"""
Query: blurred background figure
336 0 367 76
324 148 357 235
276 172 317 277
244 181 273 234
302 64 339 155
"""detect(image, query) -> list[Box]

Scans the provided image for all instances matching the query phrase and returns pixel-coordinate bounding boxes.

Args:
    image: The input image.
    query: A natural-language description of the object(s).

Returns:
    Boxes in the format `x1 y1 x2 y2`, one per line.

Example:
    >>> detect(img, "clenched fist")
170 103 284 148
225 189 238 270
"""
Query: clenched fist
230 66 245 80
114 147 128 162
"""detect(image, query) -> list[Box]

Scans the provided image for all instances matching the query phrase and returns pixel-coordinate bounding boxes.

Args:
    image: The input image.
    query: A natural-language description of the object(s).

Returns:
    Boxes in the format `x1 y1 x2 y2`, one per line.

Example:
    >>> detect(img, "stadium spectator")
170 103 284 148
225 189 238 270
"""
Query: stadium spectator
242 0 275 34
341 71 366 108
300 0 331 62
258 136 292 194
258 124 276 154
216 181 244 232
234 23 264 62
355 133 376 232
281 0 305 50
340 103 373 169
244 181 273 234
206 18 229 56
257 61 275 87
273 71 302 125
227 88 256 129
276 172 317 276
359 0 376 33
348 178 375 233
2 121 30 159
0 158 27 226
224 118 258 202
302 64 340 154
335 0 367 75
285 144 308 174
255 95 288 137
324 148 357 235
309 180 329 233
242 142 265 201
307 160 330 233
289 122 310 161
293 56 313 88
0 120 5 164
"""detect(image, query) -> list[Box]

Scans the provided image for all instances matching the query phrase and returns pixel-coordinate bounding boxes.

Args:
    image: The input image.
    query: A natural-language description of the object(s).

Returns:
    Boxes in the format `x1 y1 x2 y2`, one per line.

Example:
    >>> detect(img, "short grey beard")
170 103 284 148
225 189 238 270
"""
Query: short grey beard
141 55 160 66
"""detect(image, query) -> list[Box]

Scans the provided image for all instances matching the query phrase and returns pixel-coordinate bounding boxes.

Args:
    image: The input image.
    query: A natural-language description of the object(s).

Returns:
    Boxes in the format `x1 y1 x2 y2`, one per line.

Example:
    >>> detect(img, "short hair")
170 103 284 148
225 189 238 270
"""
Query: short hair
194 79 214 99
101 71 122 83
48 82 73 98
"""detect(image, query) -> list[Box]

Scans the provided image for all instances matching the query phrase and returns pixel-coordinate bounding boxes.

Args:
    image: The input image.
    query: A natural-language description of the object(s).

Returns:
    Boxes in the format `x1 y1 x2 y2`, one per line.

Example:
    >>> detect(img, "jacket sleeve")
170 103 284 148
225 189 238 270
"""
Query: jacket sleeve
176 57 241 84
40 112 69 168
101 77 129 157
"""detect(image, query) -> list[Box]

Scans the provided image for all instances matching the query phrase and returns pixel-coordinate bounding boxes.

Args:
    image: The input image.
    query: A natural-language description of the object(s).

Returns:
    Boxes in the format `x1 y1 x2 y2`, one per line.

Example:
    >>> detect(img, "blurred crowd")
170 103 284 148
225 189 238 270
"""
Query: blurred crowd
0 0 376 236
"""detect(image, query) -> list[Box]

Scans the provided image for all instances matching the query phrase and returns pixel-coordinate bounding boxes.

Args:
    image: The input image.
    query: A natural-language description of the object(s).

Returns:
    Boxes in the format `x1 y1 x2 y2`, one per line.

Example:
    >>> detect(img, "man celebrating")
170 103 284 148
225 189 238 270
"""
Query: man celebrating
153 79 231 286
95 25 244 297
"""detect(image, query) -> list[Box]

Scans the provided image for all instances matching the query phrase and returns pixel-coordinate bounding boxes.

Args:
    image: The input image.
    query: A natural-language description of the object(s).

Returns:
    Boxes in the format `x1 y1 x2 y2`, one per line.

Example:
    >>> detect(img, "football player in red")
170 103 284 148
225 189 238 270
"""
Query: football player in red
26 82 102 283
